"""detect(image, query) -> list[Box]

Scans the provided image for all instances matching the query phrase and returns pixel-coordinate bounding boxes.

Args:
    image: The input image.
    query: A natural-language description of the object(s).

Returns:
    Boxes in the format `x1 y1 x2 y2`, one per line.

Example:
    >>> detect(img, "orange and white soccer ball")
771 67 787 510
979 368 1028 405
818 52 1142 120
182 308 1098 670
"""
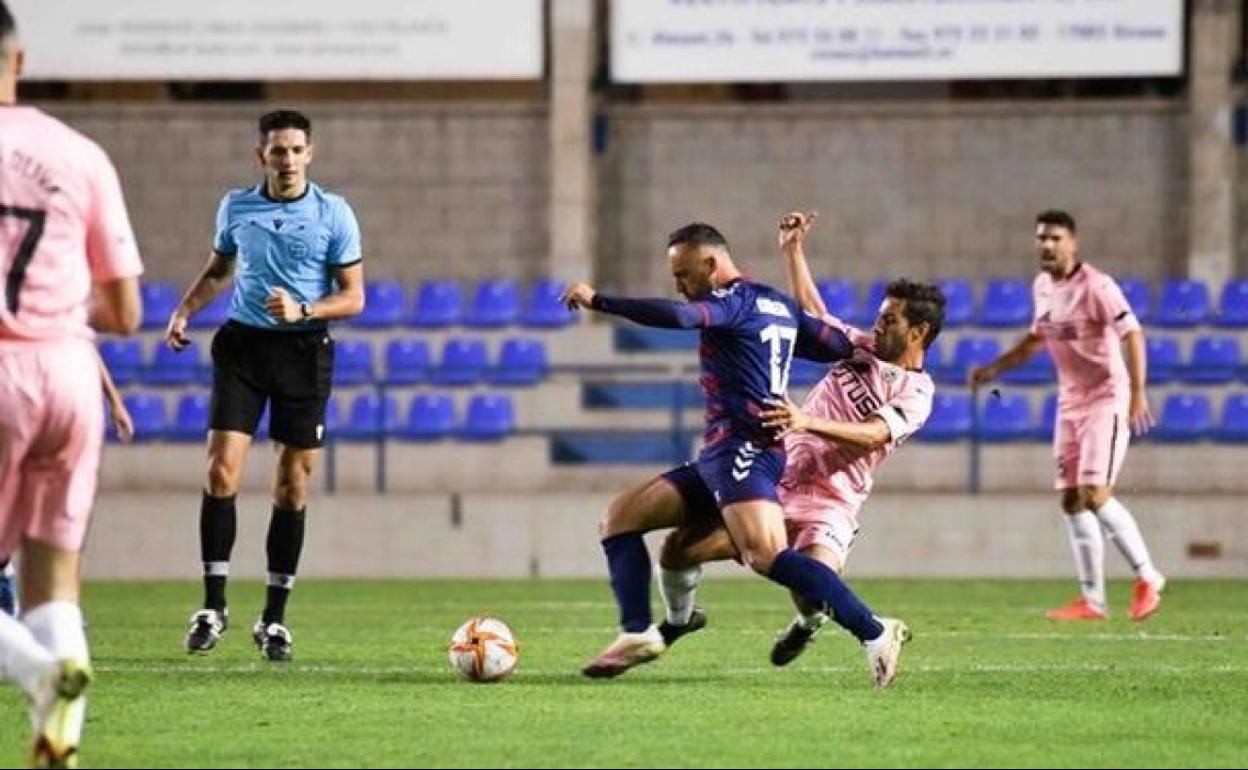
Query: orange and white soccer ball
448 616 518 682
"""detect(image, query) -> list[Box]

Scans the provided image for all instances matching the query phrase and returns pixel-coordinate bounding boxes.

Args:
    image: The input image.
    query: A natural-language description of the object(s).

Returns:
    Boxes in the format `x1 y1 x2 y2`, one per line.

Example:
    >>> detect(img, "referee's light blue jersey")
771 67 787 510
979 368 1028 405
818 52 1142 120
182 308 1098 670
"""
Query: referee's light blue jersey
213 182 362 330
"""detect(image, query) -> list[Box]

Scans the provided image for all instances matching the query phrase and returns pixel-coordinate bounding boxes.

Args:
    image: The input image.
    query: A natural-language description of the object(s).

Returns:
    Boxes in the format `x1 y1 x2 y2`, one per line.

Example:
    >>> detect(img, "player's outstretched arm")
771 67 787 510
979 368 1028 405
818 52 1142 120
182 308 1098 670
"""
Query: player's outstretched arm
968 333 1043 387
560 281 706 329
777 211 828 319
165 252 235 350
795 313 855 362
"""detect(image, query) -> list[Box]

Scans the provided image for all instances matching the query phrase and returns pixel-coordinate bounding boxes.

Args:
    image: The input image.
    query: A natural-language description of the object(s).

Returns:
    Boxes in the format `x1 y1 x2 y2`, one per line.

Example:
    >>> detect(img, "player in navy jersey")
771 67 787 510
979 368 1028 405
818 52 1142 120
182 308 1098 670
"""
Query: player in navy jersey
561 223 910 683
164 110 365 661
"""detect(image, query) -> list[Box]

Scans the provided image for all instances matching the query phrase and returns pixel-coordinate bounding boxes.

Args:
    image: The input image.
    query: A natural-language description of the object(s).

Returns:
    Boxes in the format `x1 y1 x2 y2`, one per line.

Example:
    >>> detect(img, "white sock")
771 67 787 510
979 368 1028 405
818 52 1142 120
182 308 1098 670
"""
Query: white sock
0 613 56 698
1094 498 1163 584
1063 512 1106 611
658 566 701 626
23 601 89 664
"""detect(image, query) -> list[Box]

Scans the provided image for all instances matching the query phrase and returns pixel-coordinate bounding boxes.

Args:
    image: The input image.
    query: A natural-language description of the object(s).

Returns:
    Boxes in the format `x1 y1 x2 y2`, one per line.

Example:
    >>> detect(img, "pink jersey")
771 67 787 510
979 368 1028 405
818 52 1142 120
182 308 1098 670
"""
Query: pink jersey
1031 263 1139 411
779 315 934 524
0 106 143 345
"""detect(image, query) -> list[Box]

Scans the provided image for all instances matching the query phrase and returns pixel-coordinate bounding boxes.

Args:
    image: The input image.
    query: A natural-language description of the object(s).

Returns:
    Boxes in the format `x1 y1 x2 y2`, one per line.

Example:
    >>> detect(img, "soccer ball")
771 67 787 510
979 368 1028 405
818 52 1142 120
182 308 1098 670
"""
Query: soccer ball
448 616 518 682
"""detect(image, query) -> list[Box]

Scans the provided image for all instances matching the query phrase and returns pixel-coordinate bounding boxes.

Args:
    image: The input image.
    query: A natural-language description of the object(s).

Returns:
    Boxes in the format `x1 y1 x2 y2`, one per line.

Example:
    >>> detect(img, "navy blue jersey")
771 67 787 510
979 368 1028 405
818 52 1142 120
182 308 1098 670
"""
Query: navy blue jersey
592 279 851 446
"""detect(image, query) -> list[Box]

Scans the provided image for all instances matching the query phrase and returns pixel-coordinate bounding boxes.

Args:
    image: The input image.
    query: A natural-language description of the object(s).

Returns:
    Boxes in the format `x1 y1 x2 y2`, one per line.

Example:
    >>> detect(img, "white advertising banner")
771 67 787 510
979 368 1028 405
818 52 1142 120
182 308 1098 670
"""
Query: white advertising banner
612 0 1184 82
9 0 543 80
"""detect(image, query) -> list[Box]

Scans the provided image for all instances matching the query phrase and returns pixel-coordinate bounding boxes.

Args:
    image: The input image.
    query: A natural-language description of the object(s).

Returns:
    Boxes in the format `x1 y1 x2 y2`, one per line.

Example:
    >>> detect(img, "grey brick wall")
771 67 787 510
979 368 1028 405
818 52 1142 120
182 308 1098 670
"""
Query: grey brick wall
599 101 1188 295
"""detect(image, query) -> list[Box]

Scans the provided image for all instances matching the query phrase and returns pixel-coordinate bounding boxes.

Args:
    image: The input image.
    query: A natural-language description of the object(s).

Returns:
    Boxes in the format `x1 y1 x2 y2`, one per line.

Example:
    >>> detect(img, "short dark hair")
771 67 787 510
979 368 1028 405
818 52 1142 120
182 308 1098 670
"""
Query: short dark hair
0 2 16 51
886 279 945 349
258 109 312 144
667 222 730 252
1035 209 1077 234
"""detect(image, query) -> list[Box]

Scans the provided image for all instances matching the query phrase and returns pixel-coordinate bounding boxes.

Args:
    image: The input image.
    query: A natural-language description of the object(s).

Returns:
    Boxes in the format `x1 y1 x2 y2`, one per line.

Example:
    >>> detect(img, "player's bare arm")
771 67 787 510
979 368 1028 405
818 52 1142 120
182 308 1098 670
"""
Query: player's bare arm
1121 328 1154 435
777 211 828 318
89 275 142 336
969 332 1044 386
761 395 890 450
166 251 236 350
266 262 365 324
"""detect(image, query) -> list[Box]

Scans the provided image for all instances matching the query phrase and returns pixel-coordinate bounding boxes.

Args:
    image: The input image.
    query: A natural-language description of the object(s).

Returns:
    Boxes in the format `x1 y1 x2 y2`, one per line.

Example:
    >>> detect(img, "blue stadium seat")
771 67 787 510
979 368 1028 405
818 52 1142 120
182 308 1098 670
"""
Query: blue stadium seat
918 393 972 442
1214 279 1248 328
942 336 1001 385
1155 279 1211 328
464 279 520 328
920 339 944 379
491 338 548 386
1000 348 1055 386
396 392 456 441
1151 393 1213 443
1215 393 1248 443
98 339 144 386
520 279 576 328
977 392 1033 442
143 342 202 387
167 392 210 442
332 339 374 385
337 392 399 441
111 392 167 442
790 358 830 387
1184 336 1240 385
255 404 270 441
188 290 232 329
852 280 887 327
352 280 405 328
383 339 431 385
816 279 859 322
433 337 489 386
140 282 179 331
936 279 974 328
459 393 516 441
1034 392 1059 441
977 279 1032 328
1118 278 1152 324
1146 336 1183 385
408 280 462 328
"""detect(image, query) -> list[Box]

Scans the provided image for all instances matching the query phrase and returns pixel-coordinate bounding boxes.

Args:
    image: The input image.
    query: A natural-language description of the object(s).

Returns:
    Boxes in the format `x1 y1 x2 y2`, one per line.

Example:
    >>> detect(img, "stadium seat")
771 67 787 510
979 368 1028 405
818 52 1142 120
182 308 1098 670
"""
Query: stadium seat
1146 336 1183 385
1151 393 1213 443
1183 336 1240 385
188 290 232 329
111 391 167 442
459 393 516 441
337 392 400 441
920 339 944 378
433 337 489 386
1214 279 1248 328
520 279 576 328
143 341 203 386
977 279 1032 327
943 336 1001 385
464 279 520 328
332 339 375 385
790 358 830 387
977 392 1033 442
383 338 431 385
408 280 462 328
1034 392 1059 441
99 339 144 386
140 282 179 331
1155 279 1211 328
1215 393 1248 443
167 392 210 442
936 279 974 328
816 279 859 322
491 337 548 386
1000 348 1055 386
352 280 405 328
255 404 270 441
1118 278 1152 324
396 392 456 441
918 393 972 442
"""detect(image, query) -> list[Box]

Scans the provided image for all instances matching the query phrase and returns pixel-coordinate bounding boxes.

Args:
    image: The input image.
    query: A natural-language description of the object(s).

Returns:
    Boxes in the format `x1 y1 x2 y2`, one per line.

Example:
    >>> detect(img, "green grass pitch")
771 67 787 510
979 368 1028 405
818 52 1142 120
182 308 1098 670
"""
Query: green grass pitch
2 578 1245 768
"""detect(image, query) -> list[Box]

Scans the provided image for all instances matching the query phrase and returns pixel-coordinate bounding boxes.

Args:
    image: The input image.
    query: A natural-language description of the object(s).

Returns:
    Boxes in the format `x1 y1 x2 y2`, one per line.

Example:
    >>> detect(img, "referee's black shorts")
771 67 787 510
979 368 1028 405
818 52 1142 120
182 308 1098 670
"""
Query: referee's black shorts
209 320 335 449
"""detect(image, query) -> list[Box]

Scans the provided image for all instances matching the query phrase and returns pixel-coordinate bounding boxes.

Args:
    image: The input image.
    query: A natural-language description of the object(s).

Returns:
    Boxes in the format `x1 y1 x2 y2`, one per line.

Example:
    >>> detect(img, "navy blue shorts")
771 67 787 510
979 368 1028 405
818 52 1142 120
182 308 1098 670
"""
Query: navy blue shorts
662 436 785 523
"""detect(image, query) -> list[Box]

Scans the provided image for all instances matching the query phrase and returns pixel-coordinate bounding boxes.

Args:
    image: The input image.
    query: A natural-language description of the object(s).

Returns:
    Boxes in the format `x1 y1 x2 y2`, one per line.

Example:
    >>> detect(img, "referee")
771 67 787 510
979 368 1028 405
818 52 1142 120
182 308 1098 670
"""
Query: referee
165 110 364 661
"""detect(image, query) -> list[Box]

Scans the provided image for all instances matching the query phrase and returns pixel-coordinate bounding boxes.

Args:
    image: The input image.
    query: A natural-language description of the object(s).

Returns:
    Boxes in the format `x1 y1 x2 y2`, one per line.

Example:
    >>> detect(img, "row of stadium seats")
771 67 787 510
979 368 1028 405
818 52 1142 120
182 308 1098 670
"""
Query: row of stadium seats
138 279 576 331
100 336 550 388
817 277 1248 329
107 390 517 443
923 391 1248 443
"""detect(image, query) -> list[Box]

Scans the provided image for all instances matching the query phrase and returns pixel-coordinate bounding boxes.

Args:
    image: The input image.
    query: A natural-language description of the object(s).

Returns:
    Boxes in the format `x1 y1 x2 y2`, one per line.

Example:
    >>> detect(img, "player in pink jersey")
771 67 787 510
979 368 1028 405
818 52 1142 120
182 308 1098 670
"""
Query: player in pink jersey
971 210 1164 622
656 212 943 677
0 4 143 766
